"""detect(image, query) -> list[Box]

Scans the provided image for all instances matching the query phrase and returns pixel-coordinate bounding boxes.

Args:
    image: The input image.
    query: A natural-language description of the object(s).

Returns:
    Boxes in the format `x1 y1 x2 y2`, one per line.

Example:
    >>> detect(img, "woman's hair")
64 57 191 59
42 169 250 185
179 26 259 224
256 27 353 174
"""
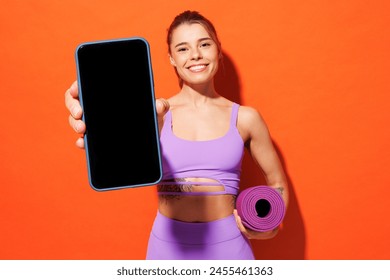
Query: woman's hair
167 10 222 58
166 10 223 86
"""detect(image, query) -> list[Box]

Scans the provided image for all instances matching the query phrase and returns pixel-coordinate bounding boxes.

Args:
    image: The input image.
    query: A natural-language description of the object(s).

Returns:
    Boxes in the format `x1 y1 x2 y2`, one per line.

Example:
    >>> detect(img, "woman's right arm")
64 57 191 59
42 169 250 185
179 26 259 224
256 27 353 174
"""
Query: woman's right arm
64 81 170 148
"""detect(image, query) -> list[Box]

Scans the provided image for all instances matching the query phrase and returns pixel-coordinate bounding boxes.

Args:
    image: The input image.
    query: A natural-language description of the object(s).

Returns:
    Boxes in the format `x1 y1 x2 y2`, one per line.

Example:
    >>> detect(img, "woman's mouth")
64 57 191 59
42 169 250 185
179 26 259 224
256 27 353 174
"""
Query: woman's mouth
188 64 207 72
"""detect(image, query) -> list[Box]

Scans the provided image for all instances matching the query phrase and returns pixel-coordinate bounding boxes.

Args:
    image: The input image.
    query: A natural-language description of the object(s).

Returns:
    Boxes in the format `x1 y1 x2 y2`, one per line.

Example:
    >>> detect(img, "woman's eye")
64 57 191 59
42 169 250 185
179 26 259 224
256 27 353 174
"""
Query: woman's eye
200 42 211 47
177 48 187 52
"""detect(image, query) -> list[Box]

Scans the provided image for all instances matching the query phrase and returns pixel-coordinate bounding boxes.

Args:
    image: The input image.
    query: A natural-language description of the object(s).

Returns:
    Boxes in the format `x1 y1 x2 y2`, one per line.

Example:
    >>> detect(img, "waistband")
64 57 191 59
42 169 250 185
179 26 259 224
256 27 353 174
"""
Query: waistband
151 211 242 245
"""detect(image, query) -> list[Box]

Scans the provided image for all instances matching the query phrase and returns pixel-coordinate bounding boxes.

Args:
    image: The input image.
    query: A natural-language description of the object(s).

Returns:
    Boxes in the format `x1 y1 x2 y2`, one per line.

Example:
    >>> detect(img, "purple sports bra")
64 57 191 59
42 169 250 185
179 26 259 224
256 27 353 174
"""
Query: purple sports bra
158 103 244 196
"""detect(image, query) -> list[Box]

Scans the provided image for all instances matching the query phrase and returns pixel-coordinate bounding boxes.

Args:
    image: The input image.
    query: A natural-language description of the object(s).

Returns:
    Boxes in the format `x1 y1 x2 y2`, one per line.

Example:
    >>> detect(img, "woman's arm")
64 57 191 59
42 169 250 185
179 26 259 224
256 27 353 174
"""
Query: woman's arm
236 106 289 239
65 81 170 148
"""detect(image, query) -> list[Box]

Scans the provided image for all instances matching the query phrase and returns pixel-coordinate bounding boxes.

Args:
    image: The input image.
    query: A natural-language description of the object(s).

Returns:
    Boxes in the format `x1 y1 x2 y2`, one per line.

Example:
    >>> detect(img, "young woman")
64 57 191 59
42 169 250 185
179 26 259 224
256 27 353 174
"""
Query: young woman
65 10 288 260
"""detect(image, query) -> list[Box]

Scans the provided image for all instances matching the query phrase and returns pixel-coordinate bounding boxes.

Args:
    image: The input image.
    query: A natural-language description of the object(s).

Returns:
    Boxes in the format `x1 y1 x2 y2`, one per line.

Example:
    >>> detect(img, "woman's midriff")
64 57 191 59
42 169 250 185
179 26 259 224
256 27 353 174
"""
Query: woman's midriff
158 194 236 222
157 177 236 222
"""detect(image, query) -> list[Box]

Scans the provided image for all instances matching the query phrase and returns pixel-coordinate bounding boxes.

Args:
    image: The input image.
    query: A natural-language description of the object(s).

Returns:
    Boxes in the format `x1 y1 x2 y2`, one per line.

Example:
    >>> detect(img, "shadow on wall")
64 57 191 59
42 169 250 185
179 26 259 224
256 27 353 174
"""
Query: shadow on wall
215 52 242 104
215 51 306 260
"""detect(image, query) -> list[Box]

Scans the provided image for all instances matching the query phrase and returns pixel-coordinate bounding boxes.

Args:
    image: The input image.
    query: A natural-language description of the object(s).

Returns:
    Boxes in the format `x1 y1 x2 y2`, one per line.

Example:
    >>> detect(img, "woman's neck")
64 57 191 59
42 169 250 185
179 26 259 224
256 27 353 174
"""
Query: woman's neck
179 81 220 106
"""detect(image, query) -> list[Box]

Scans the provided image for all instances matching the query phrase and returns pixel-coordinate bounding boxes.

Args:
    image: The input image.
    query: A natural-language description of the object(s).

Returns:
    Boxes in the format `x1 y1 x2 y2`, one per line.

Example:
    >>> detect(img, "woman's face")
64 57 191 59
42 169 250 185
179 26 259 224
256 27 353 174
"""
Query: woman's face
169 23 219 87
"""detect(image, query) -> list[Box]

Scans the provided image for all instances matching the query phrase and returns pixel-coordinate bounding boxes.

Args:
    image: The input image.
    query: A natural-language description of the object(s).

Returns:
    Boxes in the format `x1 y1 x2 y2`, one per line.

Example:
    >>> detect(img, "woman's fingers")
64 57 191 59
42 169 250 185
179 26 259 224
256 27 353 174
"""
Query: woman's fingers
65 81 83 120
233 210 250 237
75 137 85 149
68 115 86 134
69 81 79 98
65 81 86 149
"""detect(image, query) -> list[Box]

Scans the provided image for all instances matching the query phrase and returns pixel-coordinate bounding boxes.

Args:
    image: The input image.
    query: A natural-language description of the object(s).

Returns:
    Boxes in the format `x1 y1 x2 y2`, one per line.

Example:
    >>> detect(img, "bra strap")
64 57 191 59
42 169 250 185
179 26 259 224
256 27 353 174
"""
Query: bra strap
161 110 172 136
230 103 240 127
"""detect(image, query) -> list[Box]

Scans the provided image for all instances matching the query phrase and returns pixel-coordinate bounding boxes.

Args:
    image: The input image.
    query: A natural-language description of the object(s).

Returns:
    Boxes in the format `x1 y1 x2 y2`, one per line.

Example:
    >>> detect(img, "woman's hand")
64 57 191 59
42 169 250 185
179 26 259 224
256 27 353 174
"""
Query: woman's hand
65 81 170 149
65 81 85 148
233 209 279 240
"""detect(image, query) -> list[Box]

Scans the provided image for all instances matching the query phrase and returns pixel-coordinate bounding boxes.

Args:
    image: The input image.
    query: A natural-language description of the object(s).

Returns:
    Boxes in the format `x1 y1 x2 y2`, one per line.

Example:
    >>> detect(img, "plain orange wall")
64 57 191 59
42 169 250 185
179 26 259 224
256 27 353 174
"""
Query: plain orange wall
1 0 389 259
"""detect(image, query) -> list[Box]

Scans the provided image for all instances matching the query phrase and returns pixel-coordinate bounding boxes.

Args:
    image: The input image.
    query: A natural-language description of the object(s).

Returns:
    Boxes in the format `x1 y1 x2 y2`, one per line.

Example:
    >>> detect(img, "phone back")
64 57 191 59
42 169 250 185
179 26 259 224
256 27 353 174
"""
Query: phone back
75 37 162 191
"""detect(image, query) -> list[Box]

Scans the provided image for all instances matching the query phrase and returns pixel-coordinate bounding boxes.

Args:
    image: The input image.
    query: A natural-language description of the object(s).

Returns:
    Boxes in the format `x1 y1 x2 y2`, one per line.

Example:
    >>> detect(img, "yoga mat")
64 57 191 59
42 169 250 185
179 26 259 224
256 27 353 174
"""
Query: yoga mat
236 186 286 232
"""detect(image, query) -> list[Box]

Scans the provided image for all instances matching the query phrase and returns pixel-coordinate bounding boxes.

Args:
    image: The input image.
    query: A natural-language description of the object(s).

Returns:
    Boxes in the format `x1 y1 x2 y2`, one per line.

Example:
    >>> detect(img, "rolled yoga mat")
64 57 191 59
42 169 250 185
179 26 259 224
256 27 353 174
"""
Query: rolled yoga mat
236 186 286 232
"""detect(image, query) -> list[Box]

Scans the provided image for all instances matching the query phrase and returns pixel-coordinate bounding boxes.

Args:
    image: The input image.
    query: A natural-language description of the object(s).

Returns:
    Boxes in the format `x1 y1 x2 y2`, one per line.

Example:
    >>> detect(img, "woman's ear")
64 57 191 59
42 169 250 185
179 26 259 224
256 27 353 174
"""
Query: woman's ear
169 55 176 67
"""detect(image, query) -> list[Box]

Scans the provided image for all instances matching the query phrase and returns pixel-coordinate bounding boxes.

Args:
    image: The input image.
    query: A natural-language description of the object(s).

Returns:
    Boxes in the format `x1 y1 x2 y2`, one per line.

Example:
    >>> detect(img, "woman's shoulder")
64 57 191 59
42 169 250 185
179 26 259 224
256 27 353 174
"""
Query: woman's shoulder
237 105 264 123
237 105 269 138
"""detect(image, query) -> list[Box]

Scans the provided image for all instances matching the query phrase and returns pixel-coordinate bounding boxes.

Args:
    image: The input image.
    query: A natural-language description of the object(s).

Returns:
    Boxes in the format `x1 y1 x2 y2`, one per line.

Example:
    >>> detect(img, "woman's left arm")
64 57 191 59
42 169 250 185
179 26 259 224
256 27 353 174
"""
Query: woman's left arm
236 106 289 239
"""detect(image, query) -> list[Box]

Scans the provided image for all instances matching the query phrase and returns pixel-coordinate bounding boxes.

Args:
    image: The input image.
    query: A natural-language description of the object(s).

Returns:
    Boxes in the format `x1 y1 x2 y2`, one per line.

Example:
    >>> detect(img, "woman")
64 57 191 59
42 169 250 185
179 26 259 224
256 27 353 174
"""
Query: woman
65 10 288 260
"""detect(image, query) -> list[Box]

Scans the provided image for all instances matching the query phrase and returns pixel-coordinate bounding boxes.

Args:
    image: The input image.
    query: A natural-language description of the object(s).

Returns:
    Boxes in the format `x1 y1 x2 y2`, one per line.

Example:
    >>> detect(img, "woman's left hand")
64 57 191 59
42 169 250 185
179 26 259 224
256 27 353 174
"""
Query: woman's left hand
233 210 279 240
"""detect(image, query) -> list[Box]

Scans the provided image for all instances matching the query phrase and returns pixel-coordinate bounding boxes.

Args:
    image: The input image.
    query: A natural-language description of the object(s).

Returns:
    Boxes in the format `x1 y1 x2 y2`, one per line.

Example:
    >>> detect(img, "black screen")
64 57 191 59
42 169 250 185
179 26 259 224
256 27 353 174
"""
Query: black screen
76 38 162 190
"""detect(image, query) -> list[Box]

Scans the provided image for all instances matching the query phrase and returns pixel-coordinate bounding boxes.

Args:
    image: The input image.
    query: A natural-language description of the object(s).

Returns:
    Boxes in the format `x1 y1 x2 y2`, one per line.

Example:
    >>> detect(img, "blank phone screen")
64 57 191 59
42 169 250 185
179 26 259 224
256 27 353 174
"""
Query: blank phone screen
76 38 162 191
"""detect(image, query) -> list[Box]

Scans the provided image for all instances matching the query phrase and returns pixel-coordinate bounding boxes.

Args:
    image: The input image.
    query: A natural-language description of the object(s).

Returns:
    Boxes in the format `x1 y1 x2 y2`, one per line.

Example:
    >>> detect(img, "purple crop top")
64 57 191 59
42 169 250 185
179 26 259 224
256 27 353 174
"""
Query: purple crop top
158 103 244 196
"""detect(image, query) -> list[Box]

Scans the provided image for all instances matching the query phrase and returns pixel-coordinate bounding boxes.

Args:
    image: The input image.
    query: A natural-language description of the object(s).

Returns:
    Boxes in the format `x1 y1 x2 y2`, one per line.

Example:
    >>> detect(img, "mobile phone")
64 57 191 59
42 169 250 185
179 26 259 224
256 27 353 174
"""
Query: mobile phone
75 37 162 191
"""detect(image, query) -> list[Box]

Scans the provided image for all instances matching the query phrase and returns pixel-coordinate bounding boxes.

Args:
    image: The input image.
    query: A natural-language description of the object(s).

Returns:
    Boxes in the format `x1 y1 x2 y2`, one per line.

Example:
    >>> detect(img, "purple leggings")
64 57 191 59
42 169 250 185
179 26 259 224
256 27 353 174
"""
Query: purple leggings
146 211 255 260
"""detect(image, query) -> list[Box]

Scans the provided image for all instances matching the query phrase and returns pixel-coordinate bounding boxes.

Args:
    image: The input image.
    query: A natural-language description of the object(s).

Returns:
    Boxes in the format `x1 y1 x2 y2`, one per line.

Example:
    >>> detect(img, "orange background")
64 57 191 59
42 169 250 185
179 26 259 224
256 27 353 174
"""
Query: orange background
1 0 389 259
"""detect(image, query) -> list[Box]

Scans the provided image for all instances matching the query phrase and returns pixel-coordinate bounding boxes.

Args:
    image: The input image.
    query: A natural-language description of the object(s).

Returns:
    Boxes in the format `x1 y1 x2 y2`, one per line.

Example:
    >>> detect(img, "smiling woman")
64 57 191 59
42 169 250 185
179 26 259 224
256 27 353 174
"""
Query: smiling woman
167 11 223 88
65 10 289 260
0 0 388 261
169 24 220 87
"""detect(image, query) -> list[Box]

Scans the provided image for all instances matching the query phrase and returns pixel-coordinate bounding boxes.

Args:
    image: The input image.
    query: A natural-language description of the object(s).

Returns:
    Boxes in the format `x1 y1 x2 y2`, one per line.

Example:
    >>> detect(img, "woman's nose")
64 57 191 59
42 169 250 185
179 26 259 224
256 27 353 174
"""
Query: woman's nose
191 49 202 60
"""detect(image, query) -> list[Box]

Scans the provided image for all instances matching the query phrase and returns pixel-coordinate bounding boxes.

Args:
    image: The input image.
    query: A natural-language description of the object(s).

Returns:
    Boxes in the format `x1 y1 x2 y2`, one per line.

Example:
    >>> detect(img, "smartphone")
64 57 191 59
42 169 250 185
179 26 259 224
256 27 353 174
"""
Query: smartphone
75 37 162 191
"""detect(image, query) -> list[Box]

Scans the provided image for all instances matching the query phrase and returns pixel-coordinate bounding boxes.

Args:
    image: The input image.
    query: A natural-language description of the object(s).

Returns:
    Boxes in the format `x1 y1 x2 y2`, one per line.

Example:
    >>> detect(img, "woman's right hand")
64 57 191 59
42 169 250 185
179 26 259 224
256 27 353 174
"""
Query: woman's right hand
64 81 170 149
65 81 86 148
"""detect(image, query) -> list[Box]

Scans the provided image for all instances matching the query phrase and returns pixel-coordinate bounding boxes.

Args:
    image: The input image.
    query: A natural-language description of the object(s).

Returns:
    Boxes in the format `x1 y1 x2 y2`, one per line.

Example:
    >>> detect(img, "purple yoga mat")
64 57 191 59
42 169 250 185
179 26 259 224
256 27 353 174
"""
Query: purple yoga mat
236 186 286 232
